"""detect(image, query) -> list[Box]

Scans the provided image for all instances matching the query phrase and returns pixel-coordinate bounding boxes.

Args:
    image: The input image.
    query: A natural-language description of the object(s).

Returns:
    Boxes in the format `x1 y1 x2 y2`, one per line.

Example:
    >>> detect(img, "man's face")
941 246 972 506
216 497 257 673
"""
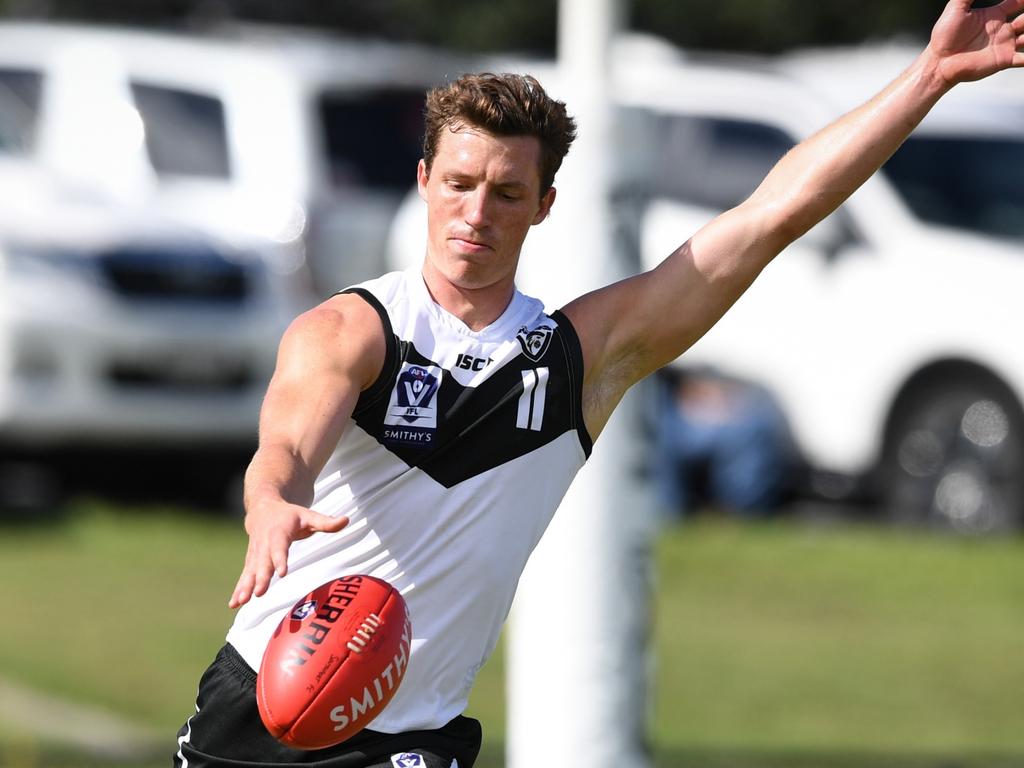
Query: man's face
417 125 555 294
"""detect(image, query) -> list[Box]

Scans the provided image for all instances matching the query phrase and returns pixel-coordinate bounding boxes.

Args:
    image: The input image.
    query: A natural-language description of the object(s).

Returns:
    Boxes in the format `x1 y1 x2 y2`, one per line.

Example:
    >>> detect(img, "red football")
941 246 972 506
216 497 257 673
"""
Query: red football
256 575 411 749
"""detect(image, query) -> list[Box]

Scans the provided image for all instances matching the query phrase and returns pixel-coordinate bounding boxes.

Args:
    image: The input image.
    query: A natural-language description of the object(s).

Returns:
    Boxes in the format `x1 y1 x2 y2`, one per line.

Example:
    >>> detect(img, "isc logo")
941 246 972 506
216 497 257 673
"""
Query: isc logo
455 353 490 371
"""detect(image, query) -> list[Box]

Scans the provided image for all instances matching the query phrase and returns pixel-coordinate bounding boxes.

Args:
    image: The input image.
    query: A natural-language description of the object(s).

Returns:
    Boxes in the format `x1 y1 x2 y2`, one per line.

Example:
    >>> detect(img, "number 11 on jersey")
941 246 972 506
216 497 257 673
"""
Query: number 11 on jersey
517 368 548 432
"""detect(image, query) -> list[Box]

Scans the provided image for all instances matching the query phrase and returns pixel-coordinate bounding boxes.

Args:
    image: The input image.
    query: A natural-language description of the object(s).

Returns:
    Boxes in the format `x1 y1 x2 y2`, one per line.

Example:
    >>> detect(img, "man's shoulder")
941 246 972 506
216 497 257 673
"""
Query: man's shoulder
286 293 387 356
341 269 409 308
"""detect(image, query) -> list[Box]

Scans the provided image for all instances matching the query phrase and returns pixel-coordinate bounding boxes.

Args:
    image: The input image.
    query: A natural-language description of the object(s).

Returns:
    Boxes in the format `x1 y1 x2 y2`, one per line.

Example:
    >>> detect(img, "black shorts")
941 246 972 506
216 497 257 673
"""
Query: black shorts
174 644 482 768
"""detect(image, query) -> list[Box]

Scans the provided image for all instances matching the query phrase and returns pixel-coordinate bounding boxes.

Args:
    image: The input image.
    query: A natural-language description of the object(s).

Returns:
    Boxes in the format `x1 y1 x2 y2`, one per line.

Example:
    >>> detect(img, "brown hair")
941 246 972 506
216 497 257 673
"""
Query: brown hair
422 72 577 194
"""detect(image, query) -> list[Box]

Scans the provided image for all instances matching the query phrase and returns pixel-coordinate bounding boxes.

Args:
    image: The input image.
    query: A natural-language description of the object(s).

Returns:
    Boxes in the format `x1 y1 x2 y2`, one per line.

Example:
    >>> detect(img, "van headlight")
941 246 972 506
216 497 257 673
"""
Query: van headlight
2 245 78 274
0 245 100 289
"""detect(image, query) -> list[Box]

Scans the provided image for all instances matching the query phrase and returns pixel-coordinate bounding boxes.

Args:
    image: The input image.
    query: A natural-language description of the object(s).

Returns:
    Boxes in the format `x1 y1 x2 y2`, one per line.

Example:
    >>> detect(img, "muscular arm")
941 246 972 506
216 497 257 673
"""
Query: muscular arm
564 0 1024 436
229 293 386 608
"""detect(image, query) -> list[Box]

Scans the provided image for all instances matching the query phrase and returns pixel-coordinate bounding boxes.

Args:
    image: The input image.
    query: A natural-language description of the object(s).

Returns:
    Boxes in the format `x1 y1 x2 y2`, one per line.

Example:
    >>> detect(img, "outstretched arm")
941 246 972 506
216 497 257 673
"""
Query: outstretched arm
564 0 1024 436
228 294 386 608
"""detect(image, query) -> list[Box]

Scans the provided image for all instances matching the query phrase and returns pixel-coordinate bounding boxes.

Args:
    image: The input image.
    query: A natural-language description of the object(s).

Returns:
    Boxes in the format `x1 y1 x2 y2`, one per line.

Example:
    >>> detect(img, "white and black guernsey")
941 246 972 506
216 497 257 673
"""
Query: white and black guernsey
227 267 592 734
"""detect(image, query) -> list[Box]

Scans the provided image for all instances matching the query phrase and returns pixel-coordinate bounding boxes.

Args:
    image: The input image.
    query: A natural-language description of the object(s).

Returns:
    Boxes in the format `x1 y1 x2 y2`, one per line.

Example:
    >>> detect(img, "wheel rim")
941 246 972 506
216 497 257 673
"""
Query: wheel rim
888 392 1023 533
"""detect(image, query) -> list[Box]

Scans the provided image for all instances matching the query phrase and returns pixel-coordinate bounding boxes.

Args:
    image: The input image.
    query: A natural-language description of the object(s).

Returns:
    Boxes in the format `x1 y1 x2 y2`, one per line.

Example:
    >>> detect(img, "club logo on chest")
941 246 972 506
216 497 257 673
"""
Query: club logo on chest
382 363 443 446
517 325 553 362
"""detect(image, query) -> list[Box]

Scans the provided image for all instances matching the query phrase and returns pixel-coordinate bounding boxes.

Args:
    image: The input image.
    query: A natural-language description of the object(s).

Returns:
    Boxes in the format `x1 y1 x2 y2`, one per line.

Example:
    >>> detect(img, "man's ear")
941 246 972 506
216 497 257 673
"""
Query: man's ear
417 159 429 201
533 187 557 225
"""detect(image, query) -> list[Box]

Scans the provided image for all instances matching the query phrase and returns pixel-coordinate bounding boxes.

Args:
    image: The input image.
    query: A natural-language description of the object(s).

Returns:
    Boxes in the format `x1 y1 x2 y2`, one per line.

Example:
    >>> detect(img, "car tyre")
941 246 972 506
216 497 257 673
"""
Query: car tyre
882 375 1024 533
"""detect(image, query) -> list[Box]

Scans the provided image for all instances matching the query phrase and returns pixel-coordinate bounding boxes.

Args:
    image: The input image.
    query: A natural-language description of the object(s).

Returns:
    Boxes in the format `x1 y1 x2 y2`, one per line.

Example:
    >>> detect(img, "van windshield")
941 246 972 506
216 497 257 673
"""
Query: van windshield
130 82 231 179
0 68 43 156
882 135 1024 241
318 89 426 193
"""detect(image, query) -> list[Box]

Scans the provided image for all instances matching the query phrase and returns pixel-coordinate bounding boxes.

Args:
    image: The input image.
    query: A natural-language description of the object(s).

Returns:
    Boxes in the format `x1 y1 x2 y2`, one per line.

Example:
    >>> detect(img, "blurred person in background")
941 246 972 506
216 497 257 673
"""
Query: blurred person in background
174 3 1024 766
653 367 791 519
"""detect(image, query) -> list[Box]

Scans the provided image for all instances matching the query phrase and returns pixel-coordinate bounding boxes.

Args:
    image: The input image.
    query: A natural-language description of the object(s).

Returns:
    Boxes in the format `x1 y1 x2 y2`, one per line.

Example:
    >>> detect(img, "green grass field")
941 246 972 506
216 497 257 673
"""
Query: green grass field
1 500 1022 767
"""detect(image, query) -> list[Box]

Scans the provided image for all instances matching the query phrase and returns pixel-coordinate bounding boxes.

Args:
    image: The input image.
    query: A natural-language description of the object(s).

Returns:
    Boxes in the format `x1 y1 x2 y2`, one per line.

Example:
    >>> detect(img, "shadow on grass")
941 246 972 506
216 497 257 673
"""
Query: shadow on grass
3 741 1022 768
417 745 1024 768
650 748 1024 768
0 445 253 523
0 738 164 768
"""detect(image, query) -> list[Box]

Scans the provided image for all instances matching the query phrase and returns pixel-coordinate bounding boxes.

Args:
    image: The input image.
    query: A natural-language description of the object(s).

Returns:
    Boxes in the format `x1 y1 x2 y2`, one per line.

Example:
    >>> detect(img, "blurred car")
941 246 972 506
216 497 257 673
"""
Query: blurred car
0 20 470 296
0 215 289 511
627 45 1024 533
0 21 466 511
389 39 1024 532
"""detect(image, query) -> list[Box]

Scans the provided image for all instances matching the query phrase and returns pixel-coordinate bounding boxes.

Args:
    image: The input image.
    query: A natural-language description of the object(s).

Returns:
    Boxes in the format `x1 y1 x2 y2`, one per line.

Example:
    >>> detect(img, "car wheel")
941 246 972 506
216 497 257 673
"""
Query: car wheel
883 377 1024 533
0 460 67 523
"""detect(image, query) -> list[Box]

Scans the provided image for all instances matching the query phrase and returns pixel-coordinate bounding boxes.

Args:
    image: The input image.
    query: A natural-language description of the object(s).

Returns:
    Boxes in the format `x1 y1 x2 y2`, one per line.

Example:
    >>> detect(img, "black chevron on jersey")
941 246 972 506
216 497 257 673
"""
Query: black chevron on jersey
346 289 591 489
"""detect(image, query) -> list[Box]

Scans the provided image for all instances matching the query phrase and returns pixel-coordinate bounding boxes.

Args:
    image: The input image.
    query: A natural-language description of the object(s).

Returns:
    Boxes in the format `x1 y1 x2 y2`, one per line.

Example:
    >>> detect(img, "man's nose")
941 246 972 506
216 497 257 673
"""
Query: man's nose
464 188 491 228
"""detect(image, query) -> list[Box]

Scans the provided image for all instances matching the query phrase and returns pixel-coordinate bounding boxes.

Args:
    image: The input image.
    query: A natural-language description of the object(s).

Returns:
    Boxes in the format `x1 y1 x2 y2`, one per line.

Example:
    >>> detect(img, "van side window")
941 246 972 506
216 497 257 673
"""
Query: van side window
883 136 1024 241
129 82 231 179
318 89 425 192
0 67 43 156
653 114 794 209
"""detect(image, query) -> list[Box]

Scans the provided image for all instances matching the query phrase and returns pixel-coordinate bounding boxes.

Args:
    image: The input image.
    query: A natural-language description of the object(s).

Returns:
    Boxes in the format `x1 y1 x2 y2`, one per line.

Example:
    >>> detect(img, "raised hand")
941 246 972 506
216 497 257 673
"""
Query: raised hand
228 501 349 609
929 0 1024 84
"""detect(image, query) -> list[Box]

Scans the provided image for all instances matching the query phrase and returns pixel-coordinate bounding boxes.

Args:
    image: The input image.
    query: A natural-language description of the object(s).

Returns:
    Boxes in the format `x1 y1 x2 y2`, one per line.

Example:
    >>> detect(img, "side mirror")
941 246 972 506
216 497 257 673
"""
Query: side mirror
798 208 857 261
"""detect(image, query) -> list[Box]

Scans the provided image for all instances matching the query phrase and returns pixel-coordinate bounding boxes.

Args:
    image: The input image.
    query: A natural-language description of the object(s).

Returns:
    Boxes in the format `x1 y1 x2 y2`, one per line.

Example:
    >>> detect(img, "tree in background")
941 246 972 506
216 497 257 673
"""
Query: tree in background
0 0 967 53
632 0 956 53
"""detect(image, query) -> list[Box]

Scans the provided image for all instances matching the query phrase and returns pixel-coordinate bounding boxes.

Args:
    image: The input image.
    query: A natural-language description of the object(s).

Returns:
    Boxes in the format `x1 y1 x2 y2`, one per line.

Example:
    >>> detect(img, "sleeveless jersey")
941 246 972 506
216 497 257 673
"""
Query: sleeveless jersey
226 267 592 733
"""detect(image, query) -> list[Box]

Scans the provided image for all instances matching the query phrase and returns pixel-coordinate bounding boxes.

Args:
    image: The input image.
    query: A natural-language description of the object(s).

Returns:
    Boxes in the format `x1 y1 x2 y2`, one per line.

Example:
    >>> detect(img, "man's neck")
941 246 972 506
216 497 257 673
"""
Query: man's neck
420 264 515 332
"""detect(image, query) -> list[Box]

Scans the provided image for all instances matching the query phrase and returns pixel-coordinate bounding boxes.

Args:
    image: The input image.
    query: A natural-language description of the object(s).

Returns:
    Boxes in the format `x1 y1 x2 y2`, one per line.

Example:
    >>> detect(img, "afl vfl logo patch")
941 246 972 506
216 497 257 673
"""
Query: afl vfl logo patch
391 754 426 768
382 363 442 446
289 600 317 620
517 325 553 362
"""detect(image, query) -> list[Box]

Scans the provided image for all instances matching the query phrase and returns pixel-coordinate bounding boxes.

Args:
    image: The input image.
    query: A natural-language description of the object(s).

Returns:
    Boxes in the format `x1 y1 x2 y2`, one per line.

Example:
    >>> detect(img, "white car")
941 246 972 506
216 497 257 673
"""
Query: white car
0 22 466 510
0 20 470 295
389 40 1024 532
629 45 1024 532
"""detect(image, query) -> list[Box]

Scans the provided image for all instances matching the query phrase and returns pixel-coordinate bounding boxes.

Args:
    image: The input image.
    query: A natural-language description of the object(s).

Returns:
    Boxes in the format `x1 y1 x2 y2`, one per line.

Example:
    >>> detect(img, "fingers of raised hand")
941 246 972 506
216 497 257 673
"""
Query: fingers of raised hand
294 510 350 539
229 529 288 608
229 570 253 609
264 525 293 585
228 510 347 609
1000 0 1024 20
229 540 261 608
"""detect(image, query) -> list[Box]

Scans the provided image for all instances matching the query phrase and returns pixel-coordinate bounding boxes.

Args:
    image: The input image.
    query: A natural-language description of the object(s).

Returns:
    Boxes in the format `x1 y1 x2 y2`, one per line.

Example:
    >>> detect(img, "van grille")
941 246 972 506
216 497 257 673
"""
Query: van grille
107 358 254 393
99 247 250 302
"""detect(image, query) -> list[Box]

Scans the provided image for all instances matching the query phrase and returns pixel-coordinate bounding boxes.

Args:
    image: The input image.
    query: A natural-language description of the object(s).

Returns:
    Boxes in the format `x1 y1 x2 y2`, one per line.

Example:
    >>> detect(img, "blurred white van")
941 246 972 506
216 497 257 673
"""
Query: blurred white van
0 21 466 509
0 20 470 294
626 46 1024 532
389 41 1024 532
